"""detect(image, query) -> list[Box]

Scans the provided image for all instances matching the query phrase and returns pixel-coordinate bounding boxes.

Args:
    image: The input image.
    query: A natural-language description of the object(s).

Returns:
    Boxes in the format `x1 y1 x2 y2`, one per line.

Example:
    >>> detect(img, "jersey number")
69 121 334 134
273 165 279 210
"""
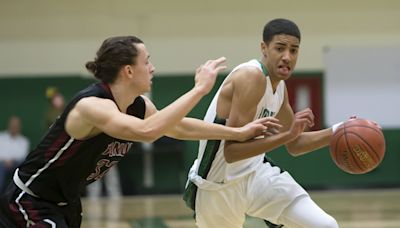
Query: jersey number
87 159 118 181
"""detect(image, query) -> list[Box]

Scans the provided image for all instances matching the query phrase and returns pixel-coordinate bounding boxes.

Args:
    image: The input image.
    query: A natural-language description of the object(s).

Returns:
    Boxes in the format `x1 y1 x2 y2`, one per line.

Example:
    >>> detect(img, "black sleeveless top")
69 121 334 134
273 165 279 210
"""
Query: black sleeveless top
17 82 145 204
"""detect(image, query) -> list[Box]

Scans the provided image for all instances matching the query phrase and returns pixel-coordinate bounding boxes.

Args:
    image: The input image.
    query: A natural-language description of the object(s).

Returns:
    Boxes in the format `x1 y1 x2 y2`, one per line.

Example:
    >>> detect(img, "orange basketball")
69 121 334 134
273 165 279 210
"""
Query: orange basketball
329 118 385 174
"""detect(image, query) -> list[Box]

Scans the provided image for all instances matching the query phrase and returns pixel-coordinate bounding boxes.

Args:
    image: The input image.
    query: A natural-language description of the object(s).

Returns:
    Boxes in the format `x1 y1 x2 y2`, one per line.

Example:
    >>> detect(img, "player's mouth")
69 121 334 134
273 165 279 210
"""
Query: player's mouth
277 65 291 76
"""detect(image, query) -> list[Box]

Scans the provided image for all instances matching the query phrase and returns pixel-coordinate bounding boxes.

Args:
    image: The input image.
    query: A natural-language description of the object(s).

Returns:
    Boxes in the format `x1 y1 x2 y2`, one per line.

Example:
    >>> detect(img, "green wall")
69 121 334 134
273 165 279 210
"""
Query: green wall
1 75 399 195
0 76 95 145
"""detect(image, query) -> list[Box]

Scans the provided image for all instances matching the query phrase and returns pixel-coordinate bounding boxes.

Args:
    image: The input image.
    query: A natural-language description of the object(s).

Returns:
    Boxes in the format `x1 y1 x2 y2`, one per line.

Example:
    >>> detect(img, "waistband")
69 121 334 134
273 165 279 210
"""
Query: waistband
188 159 248 191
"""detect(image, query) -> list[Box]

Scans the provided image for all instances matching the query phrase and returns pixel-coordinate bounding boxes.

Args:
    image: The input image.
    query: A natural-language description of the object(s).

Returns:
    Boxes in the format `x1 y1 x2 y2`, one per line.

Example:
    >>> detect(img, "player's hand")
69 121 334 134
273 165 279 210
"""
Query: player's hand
289 108 314 138
348 115 382 130
194 57 227 95
237 117 282 142
260 117 282 137
294 108 314 128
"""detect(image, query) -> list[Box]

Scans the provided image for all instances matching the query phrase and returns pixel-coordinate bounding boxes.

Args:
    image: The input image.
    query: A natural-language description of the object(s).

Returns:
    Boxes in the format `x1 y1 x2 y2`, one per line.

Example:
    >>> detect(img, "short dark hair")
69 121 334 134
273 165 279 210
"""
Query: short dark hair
85 36 144 83
263 18 301 44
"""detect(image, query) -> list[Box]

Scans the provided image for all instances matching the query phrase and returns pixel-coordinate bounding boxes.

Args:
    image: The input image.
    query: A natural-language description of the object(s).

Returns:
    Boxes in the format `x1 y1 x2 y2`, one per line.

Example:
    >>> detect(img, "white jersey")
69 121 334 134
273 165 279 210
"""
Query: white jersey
192 59 286 184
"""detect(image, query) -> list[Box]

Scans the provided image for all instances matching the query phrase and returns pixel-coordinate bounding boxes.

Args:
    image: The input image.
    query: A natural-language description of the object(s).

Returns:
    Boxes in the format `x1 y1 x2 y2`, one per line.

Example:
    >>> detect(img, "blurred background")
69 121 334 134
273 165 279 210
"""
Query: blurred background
0 0 400 227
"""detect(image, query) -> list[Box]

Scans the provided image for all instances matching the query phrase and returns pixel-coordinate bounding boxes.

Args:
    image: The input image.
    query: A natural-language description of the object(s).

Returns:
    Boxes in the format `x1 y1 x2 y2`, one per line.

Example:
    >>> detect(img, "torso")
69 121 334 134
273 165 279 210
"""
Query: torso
196 59 286 182
17 82 146 204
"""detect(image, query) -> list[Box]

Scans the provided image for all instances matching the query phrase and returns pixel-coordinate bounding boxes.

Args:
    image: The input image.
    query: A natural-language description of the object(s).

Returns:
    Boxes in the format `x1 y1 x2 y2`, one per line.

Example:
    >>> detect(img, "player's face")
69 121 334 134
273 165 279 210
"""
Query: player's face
131 43 155 93
262 34 299 81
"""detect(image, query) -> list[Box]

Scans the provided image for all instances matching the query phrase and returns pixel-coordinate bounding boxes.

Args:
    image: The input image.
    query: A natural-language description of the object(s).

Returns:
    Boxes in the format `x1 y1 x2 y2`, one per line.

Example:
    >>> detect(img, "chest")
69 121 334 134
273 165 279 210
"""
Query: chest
255 79 285 119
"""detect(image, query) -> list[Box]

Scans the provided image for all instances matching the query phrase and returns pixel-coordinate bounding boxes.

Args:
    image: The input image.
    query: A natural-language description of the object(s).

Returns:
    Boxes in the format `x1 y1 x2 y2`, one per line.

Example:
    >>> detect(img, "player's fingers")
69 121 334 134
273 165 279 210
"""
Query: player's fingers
264 131 275 137
265 127 280 135
214 65 227 73
308 109 315 121
296 108 313 118
295 111 312 120
257 125 268 131
205 60 212 66
371 120 382 129
209 57 227 68
296 117 312 126
265 122 283 129
196 65 203 74
257 117 279 123
296 110 314 123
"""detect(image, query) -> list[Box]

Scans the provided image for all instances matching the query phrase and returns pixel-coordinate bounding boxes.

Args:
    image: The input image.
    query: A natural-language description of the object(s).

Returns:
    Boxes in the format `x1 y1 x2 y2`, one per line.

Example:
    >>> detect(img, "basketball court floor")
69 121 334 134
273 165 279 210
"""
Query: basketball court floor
81 188 400 228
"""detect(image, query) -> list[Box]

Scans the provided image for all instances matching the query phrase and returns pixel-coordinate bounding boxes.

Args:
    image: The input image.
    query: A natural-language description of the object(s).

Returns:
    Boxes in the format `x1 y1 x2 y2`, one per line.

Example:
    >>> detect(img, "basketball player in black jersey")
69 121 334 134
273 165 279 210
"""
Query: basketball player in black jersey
0 36 280 227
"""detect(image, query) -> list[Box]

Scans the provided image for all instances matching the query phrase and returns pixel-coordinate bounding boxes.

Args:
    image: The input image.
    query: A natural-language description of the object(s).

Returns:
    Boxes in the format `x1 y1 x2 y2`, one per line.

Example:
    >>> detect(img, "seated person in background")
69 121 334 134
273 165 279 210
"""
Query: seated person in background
45 87 66 128
0 116 29 192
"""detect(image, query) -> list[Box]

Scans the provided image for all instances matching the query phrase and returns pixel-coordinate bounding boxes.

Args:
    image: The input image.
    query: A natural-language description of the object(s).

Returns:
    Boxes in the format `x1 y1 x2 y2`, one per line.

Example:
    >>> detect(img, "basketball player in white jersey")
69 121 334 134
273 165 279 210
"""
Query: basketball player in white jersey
184 19 339 228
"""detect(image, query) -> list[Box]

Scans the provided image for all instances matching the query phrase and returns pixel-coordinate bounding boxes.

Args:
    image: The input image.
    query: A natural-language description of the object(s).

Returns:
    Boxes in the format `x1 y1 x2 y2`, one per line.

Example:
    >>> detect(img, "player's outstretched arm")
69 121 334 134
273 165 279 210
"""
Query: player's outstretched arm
165 116 280 142
285 115 362 156
278 102 330 156
66 57 226 142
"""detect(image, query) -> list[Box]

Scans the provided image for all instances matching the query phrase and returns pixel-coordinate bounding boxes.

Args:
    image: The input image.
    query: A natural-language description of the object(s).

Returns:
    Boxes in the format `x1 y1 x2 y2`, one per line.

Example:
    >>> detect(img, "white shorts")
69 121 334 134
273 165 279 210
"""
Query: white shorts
195 162 308 228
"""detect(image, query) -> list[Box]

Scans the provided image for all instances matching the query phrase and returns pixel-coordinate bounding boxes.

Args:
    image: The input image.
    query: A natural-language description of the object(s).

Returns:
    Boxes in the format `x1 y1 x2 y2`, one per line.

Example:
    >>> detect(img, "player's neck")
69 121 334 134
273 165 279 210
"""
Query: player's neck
108 82 141 113
259 58 280 92
269 77 280 93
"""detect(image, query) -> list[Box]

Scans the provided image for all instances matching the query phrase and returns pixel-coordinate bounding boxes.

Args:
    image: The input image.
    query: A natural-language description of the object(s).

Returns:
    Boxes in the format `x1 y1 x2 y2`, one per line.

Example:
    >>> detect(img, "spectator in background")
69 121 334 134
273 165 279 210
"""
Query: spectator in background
0 116 29 192
45 86 65 128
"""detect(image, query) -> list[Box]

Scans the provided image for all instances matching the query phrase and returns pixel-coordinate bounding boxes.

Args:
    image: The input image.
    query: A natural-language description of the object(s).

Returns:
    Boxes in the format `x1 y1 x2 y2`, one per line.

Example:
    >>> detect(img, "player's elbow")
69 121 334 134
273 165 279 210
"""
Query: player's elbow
135 126 163 143
165 125 186 140
223 146 237 163
285 144 303 157
224 153 236 164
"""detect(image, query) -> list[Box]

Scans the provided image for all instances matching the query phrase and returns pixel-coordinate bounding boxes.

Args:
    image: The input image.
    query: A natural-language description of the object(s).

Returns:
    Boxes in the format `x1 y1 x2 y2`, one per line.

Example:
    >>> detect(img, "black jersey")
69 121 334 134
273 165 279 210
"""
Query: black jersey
16 82 145 204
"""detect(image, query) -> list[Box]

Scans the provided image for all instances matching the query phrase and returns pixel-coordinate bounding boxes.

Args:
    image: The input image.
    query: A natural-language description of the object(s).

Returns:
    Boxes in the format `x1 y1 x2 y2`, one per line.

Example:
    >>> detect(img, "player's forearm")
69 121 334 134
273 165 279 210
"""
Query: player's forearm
285 128 332 156
224 131 296 163
166 117 241 140
143 88 205 141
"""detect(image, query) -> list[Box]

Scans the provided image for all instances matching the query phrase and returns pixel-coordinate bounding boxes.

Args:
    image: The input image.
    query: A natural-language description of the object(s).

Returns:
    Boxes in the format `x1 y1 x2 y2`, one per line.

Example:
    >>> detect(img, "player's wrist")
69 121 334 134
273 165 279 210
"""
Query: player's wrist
232 127 245 142
332 121 344 133
192 84 209 97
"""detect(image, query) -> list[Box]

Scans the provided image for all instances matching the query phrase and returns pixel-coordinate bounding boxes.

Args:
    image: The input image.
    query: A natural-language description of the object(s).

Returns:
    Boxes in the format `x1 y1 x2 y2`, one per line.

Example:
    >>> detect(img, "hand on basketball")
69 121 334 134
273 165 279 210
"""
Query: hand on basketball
194 57 227 96
238 117 282 142
332 115 382 133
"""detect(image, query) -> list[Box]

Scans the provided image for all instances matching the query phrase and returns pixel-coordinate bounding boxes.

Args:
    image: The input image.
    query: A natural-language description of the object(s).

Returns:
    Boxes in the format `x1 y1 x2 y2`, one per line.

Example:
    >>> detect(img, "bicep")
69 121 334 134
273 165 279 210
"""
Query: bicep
226 92 256 128
67 97 147 141
275 86 294 132
226 73 264 128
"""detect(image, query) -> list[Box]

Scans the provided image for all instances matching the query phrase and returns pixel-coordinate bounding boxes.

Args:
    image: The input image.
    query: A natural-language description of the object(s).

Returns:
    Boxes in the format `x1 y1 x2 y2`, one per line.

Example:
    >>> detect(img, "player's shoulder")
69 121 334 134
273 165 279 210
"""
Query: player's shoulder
231 65 265 86
75 96 117 113
139 95 151 103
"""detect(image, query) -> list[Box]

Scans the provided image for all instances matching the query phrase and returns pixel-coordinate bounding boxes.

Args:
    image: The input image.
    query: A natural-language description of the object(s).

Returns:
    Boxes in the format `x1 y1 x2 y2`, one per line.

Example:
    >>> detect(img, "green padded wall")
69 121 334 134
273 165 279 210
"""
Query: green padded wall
1 75 399 194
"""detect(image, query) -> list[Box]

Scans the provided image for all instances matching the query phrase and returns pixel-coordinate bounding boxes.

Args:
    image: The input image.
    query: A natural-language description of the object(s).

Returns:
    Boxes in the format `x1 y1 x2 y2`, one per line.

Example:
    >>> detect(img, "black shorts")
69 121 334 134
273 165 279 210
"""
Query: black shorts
0 183 82 228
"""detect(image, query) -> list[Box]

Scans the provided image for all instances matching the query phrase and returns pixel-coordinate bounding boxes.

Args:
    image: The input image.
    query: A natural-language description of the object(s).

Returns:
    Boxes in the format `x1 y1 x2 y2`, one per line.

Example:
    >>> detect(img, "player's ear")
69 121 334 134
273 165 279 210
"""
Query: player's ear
122 65 134 77
261 41 267 57
126 65 134 74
